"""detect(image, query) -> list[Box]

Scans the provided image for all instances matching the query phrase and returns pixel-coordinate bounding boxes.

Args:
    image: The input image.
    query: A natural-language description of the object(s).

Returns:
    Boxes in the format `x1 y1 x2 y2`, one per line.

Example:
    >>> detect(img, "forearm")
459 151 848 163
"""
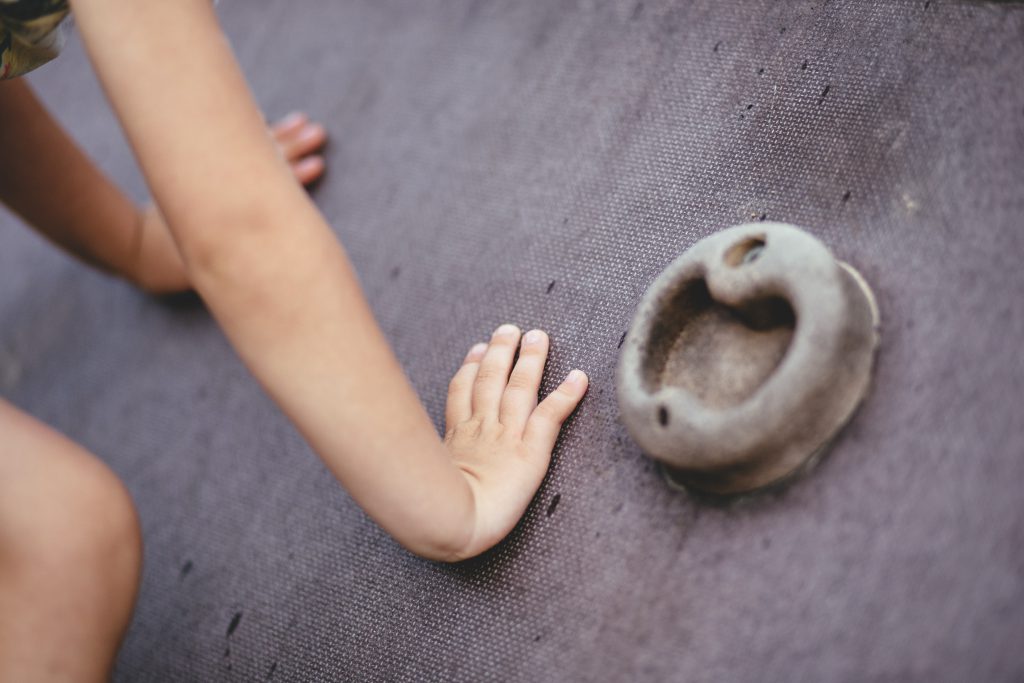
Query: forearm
70 0 477 559
200 201 478 559
205 202 478 558
0 78 142 276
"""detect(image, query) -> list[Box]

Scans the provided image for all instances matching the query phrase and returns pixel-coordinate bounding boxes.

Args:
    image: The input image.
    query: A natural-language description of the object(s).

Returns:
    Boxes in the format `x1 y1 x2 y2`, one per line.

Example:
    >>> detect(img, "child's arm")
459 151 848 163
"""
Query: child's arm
0 77 185 292
0 78 327 293
69 0 587 560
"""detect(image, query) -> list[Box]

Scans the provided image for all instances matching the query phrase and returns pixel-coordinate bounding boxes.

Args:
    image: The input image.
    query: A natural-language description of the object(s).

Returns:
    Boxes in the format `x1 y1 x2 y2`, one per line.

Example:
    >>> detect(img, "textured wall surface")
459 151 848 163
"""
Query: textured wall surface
1 1 1022 681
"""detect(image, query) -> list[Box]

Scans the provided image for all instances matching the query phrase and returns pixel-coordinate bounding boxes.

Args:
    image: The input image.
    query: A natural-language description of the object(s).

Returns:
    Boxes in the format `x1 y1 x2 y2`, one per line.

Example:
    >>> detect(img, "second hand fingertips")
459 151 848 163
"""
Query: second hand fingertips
294 154 325 175
298 122 326 144
276 111 306 130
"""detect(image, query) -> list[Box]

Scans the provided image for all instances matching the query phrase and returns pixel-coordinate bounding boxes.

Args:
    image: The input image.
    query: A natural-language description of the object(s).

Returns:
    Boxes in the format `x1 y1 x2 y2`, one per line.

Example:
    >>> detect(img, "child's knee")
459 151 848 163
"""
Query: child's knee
48 456 141 585
0 426 140 683
0 433 142 602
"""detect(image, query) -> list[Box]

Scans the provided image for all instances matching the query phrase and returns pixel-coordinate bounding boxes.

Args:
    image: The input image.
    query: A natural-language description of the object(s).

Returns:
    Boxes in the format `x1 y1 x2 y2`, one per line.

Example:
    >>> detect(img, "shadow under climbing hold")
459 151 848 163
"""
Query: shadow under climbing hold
616 223 880 495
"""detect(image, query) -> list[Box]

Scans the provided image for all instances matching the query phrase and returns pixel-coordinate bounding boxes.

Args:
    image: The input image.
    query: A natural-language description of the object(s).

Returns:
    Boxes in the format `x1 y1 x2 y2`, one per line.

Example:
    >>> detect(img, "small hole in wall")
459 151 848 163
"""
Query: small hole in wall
658 406 669 426
724 236 766 266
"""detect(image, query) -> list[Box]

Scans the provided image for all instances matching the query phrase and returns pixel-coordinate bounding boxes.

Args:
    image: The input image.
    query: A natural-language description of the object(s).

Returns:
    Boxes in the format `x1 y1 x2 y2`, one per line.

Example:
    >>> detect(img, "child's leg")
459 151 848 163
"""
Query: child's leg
0 400 141 683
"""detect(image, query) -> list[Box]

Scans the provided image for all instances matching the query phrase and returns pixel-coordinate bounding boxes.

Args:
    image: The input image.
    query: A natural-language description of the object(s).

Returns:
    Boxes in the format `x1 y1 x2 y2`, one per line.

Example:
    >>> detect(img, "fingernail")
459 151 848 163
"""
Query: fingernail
295 155 324 172
523 330 543 345
567 369 586 385
280 111 305 127
494 324 520 337
299 123 325 141
468 343 488 359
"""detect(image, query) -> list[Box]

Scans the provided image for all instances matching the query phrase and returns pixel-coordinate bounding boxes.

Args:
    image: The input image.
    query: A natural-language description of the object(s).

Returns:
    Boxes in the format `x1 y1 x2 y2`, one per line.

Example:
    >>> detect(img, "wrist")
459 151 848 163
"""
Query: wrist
116 204 191 294
384 458 479 563
117 205 148 283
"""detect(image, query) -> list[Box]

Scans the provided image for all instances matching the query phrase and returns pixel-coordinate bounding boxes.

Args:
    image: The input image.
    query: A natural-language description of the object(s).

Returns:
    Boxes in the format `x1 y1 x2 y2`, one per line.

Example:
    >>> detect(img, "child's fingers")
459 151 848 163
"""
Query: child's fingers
270 111 308 137
292 155 325 185
446 343 487 430
472 325 521 418
523 370 588 454
498 329 549 434
277 122 327 162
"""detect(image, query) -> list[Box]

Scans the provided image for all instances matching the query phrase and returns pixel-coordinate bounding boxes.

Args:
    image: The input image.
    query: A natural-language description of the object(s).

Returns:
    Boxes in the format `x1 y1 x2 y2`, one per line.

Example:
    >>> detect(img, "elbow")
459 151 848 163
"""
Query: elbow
168 186 310 288
174 213 259 286
173 206 286 292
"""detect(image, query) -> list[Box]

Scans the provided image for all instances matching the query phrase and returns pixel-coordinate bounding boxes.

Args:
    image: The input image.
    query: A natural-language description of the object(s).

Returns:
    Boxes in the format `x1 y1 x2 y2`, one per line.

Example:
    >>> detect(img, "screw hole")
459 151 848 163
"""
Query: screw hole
658 406 669 426
724 236 766 267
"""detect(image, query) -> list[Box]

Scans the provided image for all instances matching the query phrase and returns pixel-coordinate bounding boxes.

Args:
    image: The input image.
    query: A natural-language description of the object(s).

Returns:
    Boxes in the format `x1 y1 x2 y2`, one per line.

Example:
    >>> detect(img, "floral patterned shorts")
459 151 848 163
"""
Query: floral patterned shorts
0 0 69 79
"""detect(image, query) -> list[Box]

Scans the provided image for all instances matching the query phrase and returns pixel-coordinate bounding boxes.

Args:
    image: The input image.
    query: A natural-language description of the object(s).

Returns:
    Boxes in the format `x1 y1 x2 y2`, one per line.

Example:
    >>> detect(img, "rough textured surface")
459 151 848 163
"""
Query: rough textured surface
1 1 1022 680
617 223 880 494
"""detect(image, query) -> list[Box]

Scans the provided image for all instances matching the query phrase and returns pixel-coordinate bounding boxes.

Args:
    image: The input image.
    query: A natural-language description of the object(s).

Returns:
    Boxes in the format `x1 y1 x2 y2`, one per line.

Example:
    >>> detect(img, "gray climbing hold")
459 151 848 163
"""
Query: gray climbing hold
616 223 880 495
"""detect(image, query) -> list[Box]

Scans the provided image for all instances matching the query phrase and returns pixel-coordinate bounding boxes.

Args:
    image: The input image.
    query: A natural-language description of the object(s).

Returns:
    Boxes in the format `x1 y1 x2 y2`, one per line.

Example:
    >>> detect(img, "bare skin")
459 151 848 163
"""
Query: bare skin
67 0 590 562
0 0 589 679
0 402 141 683
0 77 328 293
0 80 330 682
132 111 329 292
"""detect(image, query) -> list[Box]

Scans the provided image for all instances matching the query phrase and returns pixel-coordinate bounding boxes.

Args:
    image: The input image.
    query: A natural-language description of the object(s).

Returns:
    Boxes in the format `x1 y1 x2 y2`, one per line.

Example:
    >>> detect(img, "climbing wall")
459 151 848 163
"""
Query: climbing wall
1 1 1022 680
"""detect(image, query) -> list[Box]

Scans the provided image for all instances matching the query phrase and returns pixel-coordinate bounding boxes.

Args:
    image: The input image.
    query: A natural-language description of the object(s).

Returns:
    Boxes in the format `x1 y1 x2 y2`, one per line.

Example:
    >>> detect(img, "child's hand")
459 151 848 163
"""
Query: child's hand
443 325 588 559
126 112 328 293
268 111 328 185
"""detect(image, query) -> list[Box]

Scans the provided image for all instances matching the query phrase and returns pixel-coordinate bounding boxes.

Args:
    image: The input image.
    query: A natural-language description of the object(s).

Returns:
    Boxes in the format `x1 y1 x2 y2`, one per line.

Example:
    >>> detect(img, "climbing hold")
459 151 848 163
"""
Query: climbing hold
616 223 879 495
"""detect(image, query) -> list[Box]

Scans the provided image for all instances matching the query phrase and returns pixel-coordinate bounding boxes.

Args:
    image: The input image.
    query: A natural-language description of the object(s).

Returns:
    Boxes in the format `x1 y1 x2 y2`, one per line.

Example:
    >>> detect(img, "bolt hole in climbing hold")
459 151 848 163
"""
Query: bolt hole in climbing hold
724 235 766 266
658 405 669 426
